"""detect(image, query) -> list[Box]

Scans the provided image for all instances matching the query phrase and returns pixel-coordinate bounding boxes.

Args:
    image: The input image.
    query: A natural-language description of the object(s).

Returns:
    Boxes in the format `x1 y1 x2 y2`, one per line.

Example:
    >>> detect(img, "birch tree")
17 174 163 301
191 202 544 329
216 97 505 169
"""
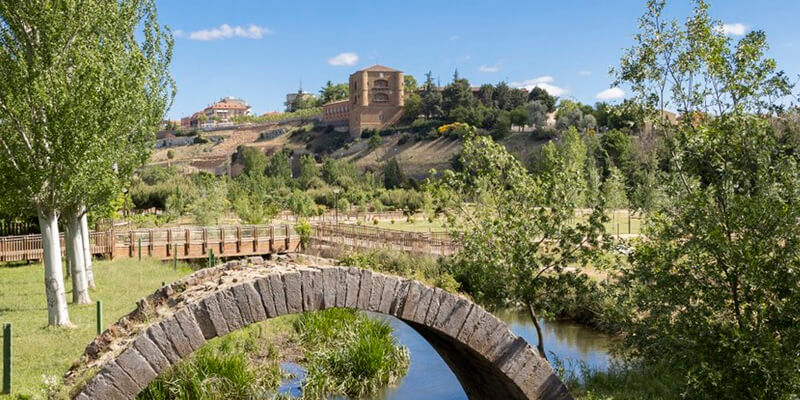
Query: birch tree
0 0 174 325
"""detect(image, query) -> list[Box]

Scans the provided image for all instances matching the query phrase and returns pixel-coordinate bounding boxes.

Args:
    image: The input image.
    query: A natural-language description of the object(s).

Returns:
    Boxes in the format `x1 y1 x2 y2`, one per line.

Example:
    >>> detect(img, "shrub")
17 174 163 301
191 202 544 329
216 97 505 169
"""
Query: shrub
166 149 175 159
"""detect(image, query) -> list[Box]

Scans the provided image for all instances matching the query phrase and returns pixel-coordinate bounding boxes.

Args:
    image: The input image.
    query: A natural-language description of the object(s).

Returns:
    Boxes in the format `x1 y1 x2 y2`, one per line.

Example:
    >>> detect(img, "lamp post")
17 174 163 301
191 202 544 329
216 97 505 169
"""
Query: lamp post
333 188 340 226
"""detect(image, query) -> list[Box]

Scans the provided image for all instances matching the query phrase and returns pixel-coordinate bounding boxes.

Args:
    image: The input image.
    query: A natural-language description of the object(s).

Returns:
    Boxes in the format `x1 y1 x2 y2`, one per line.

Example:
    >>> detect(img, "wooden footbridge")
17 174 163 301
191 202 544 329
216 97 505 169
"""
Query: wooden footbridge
0 225 300 262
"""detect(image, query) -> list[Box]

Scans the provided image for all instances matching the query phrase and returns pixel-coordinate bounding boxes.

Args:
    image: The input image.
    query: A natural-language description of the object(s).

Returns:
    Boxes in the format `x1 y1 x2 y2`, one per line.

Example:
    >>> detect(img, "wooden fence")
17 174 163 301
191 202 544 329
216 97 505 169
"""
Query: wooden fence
311 223 462 257
0 225 300 263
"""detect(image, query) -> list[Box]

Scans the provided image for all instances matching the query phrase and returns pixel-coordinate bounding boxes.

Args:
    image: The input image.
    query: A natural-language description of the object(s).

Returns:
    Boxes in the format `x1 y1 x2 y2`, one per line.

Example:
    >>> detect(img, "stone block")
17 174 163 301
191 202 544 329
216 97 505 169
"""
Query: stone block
159 317 193 357
254 277 278 318
322 267 338 309
232 284 256 325
102 360 140 398
283 271 303 313
114 346 157 389
333 267 347 308
215 289 244 332
244 282 268 322
456 306 485 344
247 256 264 265
412 284 435 325
378 276 398 314
300 268 322 311
79 370 126 400
367 273 385 312
356 269 373 309
389 279 411 317
438 298 472 338
344 268 361 308
174 308 206 351
432 290 457 332
145 323 180 364
399 281 425 321
132 334 170 374
424 288 445 327
269 273 288 316
199 295 229 337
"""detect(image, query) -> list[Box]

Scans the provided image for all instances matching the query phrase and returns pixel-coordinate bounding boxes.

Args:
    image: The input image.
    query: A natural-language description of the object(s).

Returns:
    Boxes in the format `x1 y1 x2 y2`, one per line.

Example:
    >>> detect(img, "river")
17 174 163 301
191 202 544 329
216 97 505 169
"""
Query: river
278 309 615 399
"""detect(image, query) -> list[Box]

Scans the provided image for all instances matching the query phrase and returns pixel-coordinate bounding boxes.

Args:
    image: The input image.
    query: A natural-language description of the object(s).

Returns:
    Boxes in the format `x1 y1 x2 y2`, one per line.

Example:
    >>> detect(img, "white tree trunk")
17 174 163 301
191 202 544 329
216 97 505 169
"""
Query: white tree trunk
80 212 95 289
38 210 71 326
67 213 91 304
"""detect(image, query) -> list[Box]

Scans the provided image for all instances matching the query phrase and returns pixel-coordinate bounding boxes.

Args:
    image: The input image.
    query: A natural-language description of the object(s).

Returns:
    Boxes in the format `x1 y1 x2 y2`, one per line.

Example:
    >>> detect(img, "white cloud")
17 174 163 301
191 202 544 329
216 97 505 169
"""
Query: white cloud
720 22 748 36
458 55 471 62
449 34 460 41
173 29 184 38
188 24 271 40
510 76 568 96
328 52 359 67
478 63 502 73
596 87 625 100
578 70 592 76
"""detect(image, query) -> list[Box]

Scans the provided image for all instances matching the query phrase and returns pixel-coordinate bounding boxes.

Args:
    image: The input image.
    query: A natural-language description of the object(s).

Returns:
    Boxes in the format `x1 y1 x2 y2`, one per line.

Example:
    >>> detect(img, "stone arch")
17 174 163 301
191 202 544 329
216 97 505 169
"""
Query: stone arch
64 259 572 400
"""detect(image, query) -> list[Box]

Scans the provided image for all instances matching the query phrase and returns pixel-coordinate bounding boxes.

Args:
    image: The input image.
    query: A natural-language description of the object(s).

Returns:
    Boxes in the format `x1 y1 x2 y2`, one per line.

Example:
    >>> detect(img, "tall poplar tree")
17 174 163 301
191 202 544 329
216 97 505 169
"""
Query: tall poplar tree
0 0 174 325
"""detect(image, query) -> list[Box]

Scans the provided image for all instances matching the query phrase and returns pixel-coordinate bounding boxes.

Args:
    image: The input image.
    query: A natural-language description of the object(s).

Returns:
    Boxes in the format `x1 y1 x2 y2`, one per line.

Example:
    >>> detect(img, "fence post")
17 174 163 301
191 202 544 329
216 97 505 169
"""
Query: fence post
137 237 142 261
173 244 177 270
96 301 103 335
2 323 10 395
628 212 632 234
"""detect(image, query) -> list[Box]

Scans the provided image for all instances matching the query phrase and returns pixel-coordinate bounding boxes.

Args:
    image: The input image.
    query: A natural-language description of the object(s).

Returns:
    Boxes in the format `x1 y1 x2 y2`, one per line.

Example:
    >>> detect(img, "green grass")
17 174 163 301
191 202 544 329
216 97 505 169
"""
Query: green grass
296 309 410 399
370 218 447 233
0 258 193 399
554 358 682 400
138 318 289 400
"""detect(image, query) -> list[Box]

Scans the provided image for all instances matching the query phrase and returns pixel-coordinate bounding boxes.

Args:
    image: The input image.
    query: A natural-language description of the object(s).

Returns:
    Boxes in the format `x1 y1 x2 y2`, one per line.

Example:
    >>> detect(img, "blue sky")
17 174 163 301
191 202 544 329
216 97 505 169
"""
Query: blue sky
157 0 800 120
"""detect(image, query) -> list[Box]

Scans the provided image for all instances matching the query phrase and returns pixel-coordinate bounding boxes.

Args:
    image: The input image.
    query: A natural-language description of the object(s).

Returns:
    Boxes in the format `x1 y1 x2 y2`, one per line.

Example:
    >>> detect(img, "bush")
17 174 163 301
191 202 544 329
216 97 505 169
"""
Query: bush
166 149 175 159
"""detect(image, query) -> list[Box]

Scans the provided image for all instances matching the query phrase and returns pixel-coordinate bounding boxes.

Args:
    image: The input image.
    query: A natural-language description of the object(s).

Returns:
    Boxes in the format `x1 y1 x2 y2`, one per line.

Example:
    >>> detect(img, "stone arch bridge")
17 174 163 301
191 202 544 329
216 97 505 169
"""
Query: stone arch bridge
63 257 572 400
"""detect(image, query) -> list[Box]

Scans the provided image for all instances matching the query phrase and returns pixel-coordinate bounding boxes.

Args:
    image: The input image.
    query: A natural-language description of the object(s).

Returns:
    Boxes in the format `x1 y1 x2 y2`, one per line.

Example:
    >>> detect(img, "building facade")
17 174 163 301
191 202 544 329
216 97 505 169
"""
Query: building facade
320 65 405 136
348 65 404 135
180 97 251 129
285 91 316 112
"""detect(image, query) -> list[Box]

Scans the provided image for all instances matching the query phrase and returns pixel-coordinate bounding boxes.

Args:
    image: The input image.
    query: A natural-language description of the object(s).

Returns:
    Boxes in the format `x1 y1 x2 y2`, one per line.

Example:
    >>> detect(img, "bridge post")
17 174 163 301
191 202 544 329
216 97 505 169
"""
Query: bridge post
236 226 241 253
148 230 153 257
285 225 290 250
166 229 172 257
253 226 258 252
269 226 274 253
2 323 11 395
218 227 224 255
201 228 207 255
184 229 190 257
129 231 134 258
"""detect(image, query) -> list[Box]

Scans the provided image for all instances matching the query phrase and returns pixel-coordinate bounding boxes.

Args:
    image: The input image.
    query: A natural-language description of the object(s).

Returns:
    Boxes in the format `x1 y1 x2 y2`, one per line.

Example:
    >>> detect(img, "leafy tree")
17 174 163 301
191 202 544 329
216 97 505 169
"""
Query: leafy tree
526 100 549 128
600 166 628 209
266 151 292 183
383 158 405 189
442 78 474 118
421 71 443 119
368 130 382 150
0 0 174 324
509 106 530 131
297 154 321 190
508 88 529 110
241 147 268 176
318 81 349 105
403 75 418 93
477 84 495 107
436 134 607 359
401 92 423 123
492 81 512 110
190 174 230 225
491 110 511 140
598 130 631 176
614 1 798 397
528 87 557 113
291 90 316 111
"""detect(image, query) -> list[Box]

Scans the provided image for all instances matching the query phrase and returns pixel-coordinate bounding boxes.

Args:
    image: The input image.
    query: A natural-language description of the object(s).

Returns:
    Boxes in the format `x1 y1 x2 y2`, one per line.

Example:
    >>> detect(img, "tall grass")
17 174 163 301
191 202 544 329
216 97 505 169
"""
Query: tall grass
138 322 283 400
295 309 410 399
551 355 682 400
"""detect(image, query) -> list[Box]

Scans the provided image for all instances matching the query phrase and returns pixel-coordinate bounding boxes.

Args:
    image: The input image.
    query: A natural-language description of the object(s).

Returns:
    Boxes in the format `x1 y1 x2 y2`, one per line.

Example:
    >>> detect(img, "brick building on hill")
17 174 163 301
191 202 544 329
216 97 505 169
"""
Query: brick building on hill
181 96 251 129
322 64 404 136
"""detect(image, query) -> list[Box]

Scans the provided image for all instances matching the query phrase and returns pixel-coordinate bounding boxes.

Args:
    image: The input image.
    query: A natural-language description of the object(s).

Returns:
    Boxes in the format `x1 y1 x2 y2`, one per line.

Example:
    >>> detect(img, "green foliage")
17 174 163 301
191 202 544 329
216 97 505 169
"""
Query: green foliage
295 218 312 250
338 249 460 293
232 107 322 125
139 326 282 400
229 172 282 224
296 309 409 400
509 106 530 131
189 174 230 225
240 147 268 176
600 166 628 209
434 133 608 357
368 130 382 150
266 151 292 183
528 87 557 113
317 81 349 105
382 158 405 189
613 1 800 398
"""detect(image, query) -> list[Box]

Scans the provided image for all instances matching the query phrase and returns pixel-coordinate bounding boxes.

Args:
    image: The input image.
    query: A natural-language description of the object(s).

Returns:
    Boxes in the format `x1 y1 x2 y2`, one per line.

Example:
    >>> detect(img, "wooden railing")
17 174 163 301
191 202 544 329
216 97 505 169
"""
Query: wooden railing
0 225 300 262
311 223 462 257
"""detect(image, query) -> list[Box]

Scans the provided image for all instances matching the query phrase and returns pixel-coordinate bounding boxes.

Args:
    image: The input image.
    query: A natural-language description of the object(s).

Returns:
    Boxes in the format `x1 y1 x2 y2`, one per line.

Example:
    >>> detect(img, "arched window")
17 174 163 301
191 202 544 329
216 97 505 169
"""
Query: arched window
374 79 389 88
374 93 389 102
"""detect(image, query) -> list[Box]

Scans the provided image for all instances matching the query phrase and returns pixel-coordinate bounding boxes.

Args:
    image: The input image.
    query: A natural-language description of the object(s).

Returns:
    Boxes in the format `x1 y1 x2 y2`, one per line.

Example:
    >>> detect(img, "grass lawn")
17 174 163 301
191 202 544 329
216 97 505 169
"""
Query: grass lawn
371 218 447 233
0 258 194 398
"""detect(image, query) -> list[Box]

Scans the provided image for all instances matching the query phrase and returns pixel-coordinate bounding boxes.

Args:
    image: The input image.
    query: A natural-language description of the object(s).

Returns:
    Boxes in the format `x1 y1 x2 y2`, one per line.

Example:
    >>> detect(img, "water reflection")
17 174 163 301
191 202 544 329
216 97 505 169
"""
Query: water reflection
278 310 614 399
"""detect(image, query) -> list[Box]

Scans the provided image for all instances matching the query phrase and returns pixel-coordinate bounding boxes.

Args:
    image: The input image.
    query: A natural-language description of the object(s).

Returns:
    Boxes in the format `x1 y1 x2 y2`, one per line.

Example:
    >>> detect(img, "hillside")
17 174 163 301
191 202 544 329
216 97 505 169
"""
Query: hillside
147 121 548 178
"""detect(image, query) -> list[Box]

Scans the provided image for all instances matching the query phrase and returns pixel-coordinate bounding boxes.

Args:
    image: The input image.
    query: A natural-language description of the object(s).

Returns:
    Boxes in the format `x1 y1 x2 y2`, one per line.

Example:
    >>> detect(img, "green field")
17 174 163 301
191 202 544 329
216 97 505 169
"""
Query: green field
0 258 193 398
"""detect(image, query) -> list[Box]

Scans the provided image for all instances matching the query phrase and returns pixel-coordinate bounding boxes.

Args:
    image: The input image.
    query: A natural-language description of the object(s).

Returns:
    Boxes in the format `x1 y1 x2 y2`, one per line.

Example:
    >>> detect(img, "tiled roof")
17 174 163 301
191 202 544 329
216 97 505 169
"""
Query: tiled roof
359 64 400 72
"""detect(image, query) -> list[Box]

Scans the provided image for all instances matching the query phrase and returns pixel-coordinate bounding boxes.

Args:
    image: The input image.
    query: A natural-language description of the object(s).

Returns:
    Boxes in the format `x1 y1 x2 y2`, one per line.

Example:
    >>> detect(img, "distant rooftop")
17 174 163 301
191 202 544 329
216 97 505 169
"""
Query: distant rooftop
357 64 400 73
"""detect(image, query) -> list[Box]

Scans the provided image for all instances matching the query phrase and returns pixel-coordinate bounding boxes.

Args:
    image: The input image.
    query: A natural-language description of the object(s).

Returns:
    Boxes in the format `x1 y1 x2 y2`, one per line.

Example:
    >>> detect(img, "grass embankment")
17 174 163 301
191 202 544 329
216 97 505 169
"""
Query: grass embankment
0 258 193 399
